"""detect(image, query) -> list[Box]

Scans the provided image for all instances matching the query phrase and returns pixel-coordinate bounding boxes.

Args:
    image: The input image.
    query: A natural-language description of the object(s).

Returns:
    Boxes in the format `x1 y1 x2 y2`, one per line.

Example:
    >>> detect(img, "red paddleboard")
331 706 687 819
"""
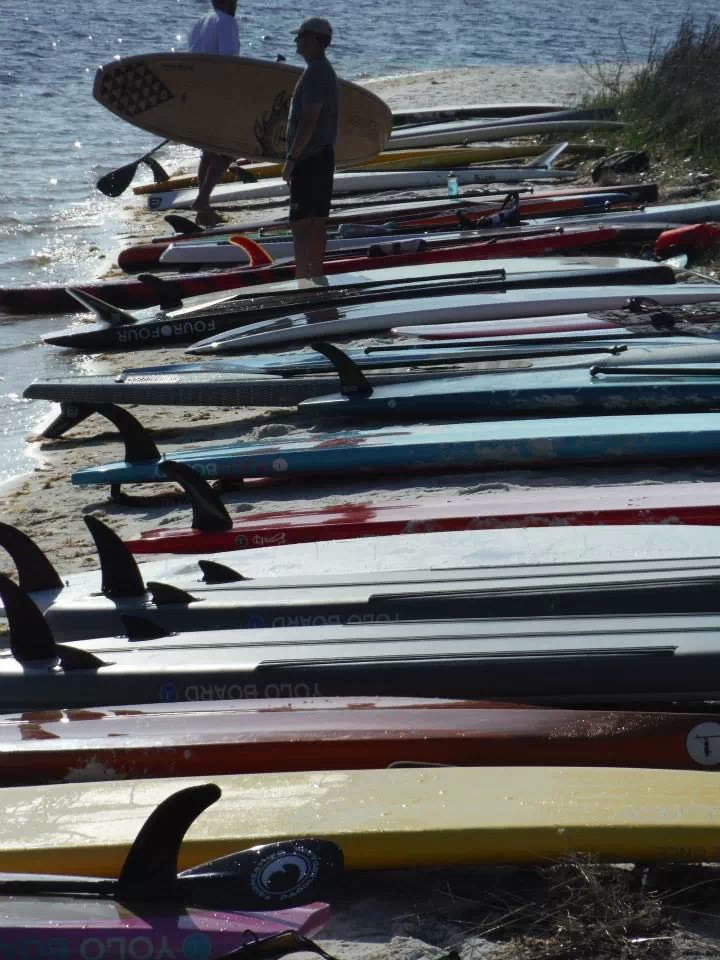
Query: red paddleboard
117 195 627 272
394 312 627 338
4 696 720 785
127 482 720 556
0 226 620 314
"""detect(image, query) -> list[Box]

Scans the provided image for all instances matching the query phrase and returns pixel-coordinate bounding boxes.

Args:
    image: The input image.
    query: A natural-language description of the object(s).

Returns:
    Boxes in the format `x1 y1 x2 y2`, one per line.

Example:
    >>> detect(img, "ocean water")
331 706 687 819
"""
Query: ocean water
0 0 711 486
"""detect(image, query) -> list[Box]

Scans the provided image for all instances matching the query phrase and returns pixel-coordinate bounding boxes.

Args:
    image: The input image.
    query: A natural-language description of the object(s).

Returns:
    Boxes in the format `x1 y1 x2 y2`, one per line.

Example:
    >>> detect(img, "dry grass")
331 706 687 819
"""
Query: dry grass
584 17 720 166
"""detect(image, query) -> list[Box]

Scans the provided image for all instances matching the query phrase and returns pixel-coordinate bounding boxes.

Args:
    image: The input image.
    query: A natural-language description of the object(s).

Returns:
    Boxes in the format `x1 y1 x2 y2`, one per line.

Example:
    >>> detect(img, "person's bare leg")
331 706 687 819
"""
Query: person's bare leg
305 217 329 276
193 153 231 222
291 219 315 278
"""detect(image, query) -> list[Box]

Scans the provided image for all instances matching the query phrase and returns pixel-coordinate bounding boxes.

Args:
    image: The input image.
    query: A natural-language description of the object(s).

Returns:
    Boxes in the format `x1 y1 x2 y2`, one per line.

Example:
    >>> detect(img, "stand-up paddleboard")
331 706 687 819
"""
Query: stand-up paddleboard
8 578 720 707
128 480 720 556
8 510 720 643
69 409 720 488
24 343 720 424
133 144 584 196
301 361 720 420
39 255 675 353
386 119 624 150
146 162 578 211
544 198 720 227
6 226 621 317
390 103 568 124
3 767 720 876
188 282 720 355
6 698 720 786
94 53 392 165
10 523 720 623
31 336 719 427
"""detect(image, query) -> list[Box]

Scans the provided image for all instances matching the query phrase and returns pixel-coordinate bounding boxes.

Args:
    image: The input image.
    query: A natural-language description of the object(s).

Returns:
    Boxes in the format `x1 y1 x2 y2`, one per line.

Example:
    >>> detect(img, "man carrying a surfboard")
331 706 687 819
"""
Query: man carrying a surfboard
282 18 339 278
189 0 241 226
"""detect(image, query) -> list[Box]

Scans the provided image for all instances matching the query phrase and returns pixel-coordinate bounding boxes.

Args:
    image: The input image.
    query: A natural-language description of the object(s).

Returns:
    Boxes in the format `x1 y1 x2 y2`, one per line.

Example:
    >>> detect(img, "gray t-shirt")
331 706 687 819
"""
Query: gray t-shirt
286 56 339 160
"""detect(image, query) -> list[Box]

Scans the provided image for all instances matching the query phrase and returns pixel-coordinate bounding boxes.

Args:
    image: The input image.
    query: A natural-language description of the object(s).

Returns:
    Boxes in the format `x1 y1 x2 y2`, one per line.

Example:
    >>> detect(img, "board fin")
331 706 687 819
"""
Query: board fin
121 614 174 642
524 141 568 169
142 155 171 184
230 165 259 184
84 515 146 598
146 581 199 606
159 461 233 532
228 235 275 267
65 288 139 328
117 783 221 898
0 522 64 593
136 273 185 310
198 559 250 584
221 932 339 960
311 342 373 397
85 404 161 463
38 401 97 439
0 572 105 670
164 214 202 236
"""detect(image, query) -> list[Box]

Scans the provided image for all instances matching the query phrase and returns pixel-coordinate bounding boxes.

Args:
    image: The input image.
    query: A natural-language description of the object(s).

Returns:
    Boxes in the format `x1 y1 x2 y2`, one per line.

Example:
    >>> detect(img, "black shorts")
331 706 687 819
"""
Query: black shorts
289 146 335 221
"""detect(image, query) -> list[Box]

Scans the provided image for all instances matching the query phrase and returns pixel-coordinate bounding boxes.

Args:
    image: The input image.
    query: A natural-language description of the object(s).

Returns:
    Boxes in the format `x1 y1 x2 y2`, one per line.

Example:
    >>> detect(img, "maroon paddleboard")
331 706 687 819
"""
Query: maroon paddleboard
126 482 720 556
4 696 720 785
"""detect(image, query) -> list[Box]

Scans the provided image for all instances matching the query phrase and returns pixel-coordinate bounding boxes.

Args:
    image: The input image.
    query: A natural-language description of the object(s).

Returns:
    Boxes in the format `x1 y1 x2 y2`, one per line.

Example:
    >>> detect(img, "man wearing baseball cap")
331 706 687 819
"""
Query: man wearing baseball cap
282 17 338 278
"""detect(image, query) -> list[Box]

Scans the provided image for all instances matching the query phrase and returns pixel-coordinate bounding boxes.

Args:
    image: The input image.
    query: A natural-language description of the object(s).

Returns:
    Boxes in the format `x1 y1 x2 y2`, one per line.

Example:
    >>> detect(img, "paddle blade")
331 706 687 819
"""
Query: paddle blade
96 160 141 198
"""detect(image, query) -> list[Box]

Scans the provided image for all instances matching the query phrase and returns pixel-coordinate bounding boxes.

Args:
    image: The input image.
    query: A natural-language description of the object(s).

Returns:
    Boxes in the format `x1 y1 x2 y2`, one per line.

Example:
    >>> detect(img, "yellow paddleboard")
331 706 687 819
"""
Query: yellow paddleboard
1 767 719 878
133 143 604 194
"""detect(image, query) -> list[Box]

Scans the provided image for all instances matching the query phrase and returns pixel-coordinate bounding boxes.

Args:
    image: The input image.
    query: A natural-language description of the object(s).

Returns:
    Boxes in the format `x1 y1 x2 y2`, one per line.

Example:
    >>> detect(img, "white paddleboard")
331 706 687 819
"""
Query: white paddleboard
188 283 720 355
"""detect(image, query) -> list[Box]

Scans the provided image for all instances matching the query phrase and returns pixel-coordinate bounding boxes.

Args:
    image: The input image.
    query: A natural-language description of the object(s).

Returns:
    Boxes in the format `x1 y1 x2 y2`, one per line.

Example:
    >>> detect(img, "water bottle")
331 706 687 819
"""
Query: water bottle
447 171 459 199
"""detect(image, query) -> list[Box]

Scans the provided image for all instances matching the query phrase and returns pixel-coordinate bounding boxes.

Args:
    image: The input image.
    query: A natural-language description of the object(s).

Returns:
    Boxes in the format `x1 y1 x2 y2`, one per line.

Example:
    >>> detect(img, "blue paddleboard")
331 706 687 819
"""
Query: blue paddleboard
301 363 720 419
72 412 720 486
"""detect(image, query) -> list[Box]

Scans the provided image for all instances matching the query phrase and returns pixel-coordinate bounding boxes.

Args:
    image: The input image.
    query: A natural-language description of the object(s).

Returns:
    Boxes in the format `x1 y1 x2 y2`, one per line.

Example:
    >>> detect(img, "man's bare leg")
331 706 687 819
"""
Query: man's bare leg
291 217 328 278
193 153 231 224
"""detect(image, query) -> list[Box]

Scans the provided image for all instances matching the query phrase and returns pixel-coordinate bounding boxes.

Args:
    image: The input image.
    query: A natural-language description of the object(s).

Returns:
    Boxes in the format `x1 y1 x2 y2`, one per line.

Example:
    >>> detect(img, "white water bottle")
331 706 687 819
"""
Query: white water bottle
447 171 459 198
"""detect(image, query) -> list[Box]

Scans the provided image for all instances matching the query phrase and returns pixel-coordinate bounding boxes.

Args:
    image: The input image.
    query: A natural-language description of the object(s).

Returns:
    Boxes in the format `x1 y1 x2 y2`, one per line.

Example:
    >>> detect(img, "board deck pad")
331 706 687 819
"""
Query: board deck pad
3 767 720 876
94 53 392 165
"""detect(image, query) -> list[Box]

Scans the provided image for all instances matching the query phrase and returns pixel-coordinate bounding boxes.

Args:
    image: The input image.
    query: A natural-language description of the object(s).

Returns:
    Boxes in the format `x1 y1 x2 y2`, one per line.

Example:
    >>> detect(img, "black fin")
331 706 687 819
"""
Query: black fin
38 402 96 440
54 643 107 671
310 342 373 397
146 581 199 606
83 404 161 463
164 214 202 236
159 461 232 532
0 572 58 663
65 289 139 328
84 516 146 598
231 166 259 184
0 522 63 593
142 155 170 184
220 931 340 960
121 614 174 642
136 274 185 310
198 559 249 584
117 783 221 897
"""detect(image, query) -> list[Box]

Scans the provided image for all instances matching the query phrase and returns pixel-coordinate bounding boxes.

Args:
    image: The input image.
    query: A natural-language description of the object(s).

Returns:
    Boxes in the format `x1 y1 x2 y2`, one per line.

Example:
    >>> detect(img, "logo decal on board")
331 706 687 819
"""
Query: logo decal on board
254 90 291 159
250 845 320 901
99 61 174 117
687 721 720 765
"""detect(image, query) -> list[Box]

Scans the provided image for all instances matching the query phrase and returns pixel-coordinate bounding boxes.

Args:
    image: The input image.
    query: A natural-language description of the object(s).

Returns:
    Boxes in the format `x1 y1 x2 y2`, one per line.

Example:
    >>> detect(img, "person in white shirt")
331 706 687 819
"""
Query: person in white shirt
189 0 240 226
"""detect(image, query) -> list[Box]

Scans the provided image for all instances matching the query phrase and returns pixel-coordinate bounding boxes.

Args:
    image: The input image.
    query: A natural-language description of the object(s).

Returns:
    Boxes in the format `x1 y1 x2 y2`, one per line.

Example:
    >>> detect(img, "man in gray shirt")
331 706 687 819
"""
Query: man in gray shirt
282 17 339 278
